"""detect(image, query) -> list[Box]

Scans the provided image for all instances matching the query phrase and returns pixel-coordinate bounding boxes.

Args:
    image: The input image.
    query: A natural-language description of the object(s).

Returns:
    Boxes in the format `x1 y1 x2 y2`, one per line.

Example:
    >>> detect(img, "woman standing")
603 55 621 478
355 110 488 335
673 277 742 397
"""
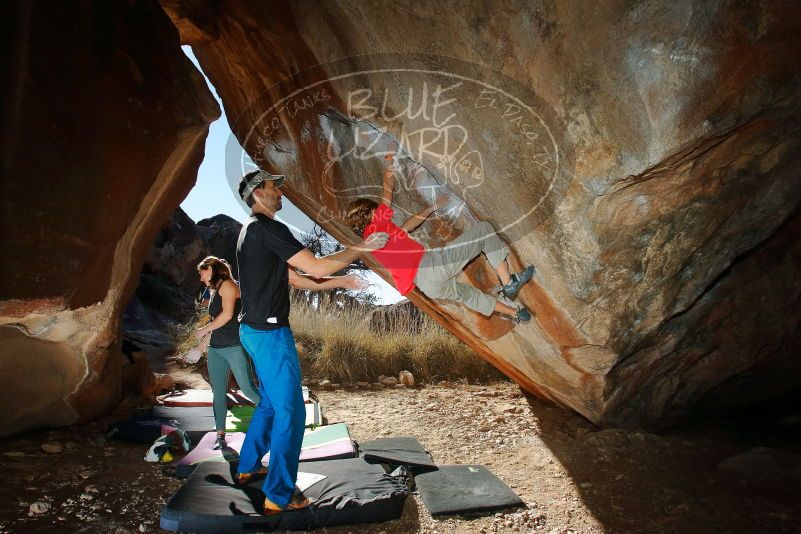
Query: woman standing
194 256 261 450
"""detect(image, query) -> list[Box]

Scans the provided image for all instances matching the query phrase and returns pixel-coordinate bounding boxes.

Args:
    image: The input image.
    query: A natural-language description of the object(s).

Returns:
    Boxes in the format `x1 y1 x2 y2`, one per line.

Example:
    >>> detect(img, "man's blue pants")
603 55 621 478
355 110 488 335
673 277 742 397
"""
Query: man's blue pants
238 324 305 507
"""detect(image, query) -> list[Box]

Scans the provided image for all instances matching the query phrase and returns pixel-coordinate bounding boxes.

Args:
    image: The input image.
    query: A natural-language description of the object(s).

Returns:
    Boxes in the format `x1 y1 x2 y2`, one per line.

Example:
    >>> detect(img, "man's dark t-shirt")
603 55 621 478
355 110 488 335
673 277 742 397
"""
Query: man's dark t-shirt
236 214 305 330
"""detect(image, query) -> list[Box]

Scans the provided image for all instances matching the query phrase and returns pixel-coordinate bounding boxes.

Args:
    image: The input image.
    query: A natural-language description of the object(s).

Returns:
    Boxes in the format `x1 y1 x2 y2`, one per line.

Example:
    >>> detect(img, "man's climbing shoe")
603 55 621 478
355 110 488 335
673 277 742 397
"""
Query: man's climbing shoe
212 434 227 450
514 306 533 323
500 265 536 300
263 492 311 515
236 465 268 485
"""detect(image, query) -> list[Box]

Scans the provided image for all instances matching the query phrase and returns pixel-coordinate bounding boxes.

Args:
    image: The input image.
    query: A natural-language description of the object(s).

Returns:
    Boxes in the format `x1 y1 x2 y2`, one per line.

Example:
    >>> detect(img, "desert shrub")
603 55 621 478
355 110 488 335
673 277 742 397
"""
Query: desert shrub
290 295 507 383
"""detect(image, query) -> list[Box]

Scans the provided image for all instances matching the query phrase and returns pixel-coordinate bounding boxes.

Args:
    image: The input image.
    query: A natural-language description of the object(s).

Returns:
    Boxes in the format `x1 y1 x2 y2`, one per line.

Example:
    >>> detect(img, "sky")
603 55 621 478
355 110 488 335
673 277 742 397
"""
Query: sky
179 47 403 305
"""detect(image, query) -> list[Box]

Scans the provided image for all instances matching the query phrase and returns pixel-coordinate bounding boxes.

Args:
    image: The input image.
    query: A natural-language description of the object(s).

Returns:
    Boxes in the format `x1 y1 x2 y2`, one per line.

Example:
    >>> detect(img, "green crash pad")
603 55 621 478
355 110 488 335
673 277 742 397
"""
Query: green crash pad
226 401 322 432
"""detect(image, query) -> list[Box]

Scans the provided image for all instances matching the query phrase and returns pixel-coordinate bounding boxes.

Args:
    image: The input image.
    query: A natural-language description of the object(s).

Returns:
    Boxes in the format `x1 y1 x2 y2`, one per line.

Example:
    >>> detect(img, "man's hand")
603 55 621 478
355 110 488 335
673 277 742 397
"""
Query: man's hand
340 274 369 290
360 231 389 251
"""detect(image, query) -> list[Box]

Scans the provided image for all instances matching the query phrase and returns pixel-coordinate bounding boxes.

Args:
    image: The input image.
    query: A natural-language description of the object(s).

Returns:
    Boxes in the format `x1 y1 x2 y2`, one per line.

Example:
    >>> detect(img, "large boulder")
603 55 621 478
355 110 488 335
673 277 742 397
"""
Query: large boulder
196 213 242 278
0 1 219 436
167 0 801 427
144 206 210 296
123 209 243 351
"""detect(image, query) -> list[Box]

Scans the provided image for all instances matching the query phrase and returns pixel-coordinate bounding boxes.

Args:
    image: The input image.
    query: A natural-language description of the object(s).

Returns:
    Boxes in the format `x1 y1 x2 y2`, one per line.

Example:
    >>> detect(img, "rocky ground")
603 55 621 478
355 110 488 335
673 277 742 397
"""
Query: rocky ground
1 380 800 534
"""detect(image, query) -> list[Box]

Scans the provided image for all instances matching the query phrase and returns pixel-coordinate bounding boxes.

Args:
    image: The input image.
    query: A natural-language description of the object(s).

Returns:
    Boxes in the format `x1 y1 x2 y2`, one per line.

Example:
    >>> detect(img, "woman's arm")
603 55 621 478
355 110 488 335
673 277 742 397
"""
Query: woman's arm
380 154 395 207
195 280 237 339
196 331 211 352
288 268 368 291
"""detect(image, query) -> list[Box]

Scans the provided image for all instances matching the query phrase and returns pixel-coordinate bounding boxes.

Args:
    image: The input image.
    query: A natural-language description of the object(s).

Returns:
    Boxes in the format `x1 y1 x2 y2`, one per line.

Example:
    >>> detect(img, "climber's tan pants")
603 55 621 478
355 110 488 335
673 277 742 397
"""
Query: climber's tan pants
413 221 508 316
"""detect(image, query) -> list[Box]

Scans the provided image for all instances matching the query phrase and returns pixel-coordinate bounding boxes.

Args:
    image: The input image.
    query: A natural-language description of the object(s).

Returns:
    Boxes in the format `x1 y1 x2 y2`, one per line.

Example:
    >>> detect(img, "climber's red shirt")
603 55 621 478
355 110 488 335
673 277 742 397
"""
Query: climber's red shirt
362 203 424 295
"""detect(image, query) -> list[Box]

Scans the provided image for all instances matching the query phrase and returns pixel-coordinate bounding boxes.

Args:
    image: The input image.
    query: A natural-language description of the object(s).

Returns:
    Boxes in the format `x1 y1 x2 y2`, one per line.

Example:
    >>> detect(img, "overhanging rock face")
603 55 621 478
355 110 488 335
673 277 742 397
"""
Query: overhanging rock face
170 0 801 428
0 1 219 436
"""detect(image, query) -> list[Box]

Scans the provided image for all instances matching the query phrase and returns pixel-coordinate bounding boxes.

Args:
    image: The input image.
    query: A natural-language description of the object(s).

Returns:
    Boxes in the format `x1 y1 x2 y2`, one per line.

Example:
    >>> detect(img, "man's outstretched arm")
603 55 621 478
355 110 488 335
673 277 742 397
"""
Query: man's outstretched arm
287 232 388 279
288 269 367 291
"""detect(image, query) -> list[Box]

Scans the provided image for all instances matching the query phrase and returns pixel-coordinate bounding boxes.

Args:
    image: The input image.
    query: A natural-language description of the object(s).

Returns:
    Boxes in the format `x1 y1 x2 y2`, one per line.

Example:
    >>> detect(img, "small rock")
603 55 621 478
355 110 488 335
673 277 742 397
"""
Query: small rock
139 524 147 533
331 383 341 389
41 441 64 454
79 493 94 501
29 502 51 515
318 379 332 389
717 447 800 480
356 381 369 389
399 370 414 386
381 377 398 387
575 428 590 440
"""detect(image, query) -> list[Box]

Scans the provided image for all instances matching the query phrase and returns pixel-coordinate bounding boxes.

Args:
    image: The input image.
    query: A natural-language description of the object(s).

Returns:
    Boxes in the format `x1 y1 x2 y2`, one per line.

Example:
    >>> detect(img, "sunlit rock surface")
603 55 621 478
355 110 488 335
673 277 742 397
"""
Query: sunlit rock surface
0 2 219 436
168 0 801 427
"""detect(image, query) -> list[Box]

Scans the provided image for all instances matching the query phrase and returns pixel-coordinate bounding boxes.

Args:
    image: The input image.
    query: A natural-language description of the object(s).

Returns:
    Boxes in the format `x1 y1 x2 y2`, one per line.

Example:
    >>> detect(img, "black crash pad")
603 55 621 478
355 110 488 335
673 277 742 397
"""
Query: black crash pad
151 405 216 432
160 458 410 533
358 437 437 471
105 413 179 444
414 465 524 516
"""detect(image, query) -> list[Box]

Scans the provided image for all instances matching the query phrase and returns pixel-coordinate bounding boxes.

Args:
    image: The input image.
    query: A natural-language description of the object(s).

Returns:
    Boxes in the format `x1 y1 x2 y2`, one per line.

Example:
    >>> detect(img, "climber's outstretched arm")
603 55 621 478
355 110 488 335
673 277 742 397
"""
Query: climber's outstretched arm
381 154 395 207
400 195 449 233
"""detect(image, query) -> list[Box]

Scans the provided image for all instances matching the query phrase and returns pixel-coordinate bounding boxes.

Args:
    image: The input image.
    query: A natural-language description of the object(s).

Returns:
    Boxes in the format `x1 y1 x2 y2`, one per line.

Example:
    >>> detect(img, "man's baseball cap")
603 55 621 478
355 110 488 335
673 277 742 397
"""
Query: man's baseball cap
240 170 285 202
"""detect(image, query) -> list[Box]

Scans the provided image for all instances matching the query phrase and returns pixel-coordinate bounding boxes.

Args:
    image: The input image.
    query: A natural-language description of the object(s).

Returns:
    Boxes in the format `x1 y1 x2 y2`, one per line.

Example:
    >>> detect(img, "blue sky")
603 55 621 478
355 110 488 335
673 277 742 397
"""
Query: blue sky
179 47 402 304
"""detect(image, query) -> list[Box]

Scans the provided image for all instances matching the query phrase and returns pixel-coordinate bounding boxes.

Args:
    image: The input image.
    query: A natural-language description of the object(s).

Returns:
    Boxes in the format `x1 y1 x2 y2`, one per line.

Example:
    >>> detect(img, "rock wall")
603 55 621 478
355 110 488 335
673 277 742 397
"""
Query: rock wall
167 0 801 427
0 1 219 436
123 208 243 354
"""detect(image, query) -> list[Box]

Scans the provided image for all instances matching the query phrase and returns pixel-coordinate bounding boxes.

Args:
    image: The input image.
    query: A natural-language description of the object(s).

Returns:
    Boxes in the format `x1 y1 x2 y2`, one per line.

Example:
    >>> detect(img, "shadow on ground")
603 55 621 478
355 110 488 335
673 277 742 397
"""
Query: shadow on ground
522 388 801 533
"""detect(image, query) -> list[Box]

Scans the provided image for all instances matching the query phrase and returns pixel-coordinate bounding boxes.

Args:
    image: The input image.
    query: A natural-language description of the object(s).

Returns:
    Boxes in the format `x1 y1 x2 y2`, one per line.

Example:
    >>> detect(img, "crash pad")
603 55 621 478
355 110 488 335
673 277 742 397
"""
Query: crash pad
106 413 180 443
414 465 524 516
157 389 255 408
358 437 437 471
225 401 322 432
157 387 310 407
175 423 356 478
151 405 216 432
160 458 409 532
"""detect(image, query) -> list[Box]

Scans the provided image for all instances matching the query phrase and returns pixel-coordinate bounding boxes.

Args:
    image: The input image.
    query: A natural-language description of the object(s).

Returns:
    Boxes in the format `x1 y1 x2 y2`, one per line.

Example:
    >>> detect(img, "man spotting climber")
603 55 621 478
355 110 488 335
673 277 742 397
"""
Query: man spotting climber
235 169 388 514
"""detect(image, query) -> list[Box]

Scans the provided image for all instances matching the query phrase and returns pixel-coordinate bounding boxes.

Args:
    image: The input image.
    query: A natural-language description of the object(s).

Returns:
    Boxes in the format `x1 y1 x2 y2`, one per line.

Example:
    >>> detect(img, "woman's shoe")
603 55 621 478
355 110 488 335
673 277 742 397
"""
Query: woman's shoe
500 265 536 300
212 434 227 450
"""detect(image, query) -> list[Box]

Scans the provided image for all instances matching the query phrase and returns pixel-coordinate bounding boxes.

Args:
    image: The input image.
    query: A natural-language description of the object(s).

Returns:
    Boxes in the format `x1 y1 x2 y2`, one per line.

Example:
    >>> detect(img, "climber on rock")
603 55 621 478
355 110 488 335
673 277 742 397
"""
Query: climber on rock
345 154 535 324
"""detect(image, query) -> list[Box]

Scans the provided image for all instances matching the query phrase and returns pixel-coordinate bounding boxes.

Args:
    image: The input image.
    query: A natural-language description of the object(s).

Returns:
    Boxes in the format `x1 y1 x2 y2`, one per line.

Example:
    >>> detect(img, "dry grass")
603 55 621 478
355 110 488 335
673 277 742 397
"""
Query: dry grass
172 312 209 356
290 296 506 384
168 296 506 384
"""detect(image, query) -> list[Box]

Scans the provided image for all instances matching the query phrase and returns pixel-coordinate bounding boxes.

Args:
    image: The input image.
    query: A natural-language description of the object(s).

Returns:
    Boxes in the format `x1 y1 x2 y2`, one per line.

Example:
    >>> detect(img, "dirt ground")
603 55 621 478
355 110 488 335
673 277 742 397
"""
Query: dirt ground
1 380 800 534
